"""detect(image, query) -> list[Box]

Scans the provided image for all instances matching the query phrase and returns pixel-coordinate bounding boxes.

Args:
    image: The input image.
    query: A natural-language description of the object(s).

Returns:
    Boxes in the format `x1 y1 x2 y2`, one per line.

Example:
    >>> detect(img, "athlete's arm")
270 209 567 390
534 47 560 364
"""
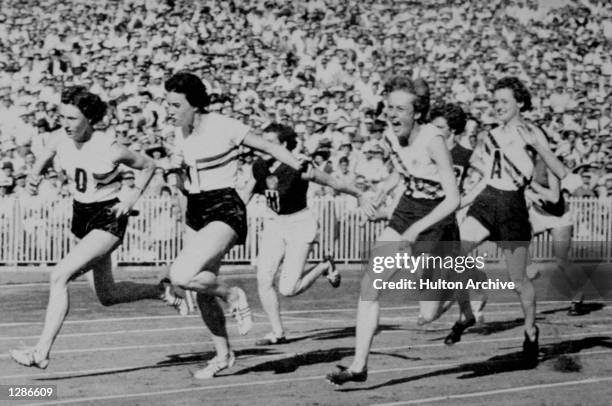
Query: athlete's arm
109 144 156 217
460 176 486 209
530 143 568 180
372 171 401 207
401 135 460 242
26 139 59 194
524 187 543 206
518 123 568 179
529 170 560 202
467 141 487 177
242 131 302 171
306 168 361 197
305 169 376 217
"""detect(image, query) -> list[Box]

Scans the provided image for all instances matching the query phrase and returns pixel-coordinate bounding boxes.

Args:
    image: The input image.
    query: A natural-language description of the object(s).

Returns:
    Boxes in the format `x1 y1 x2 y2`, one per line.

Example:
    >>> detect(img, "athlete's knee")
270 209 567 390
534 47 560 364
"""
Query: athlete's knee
96 292 117 307
168 265 196 288
278 281 298 297
511 277 532 295
49 267 72 288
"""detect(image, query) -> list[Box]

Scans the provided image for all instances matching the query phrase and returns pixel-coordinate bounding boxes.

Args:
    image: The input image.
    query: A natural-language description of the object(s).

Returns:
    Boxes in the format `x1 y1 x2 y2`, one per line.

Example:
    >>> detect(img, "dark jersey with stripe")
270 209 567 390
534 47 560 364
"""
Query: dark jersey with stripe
451 143 473 193
252 158 309 215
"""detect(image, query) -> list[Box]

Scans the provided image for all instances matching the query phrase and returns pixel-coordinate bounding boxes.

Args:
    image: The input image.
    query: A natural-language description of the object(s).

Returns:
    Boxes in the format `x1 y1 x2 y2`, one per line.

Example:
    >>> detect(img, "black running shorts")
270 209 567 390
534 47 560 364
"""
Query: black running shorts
388 194 457 256
466 185 531 249
71 198 128 240
185 188 248 244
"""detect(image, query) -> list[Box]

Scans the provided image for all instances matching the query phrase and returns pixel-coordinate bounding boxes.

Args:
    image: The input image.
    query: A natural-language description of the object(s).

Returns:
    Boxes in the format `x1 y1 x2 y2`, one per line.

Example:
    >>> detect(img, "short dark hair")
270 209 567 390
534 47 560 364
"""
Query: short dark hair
164 71 210 110
493 76 532 112
383 76 430 123
429 103 467 135
61 86 107 124
263 122 298 152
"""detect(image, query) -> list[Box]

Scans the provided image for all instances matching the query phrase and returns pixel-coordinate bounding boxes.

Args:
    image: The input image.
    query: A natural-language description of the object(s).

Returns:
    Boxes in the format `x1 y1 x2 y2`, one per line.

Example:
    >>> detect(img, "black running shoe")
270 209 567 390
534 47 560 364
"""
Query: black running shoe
444 318 475 346
325 365 367 385
567 301 585 316
522 326 539 368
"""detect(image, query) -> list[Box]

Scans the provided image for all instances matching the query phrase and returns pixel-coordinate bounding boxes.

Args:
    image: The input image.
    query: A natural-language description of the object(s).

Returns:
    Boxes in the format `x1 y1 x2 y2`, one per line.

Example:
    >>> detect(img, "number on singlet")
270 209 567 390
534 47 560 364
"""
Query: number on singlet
75 168 87 193
264 190 280 213
490 150 502 179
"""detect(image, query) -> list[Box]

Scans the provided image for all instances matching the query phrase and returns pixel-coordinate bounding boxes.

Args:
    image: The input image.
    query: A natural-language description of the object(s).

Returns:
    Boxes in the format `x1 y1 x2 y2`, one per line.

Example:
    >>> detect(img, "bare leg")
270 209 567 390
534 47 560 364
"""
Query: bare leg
278 244 330 297
36 231 120 359
550 225 582 302
455 219 489 324
169 222 238 358
349 227 401 373
256 225 285 338
504 246 536 338
89 254 161 306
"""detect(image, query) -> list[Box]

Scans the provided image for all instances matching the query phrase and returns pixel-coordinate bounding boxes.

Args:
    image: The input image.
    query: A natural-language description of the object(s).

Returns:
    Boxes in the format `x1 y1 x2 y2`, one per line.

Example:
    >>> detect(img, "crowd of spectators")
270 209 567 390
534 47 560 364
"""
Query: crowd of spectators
1 0 612 204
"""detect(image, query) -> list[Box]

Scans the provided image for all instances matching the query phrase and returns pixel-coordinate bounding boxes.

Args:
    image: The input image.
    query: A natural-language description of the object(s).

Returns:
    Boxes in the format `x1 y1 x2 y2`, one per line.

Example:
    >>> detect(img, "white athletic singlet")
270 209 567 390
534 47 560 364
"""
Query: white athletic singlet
475 123 547 191
383 123 446 200
55 130 121 203
173 113 250 193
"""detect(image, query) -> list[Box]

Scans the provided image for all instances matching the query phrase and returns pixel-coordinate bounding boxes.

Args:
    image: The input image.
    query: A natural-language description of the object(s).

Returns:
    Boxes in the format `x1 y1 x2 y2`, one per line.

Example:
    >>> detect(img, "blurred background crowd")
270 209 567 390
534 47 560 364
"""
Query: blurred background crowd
0 0 611 204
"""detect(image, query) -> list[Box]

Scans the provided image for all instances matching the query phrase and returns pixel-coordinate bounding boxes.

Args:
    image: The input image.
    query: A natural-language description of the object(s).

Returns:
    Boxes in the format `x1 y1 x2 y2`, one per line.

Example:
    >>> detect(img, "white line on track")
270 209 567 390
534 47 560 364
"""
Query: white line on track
1 312 610 343
373 375 612 405
0 315 342 342
17 349 612 406
3 330 611 379
3 301 607 328
2 310 609 342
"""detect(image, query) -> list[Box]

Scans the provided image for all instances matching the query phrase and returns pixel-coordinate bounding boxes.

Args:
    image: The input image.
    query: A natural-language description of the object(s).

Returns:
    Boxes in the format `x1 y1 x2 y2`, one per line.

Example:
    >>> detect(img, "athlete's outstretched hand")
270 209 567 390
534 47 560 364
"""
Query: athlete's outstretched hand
112 192 139 218
524 187 544 207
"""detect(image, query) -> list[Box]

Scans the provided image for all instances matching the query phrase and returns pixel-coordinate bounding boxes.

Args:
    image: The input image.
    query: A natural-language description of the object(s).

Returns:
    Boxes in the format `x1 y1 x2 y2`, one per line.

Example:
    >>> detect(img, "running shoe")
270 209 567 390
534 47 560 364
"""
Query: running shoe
567 301 585 316
161 281 189 316
473 309 486 326
228 287 252 335
522 326 539 367
256 332 288 346
444 317 475 345
322 255 341 288
193 351 236 379
325 365 368 385
9 347 49 369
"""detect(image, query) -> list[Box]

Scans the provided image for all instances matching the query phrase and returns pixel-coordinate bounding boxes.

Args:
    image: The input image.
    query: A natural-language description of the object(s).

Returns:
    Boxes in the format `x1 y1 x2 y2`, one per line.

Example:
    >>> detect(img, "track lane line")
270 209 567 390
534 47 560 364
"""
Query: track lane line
3 301 606 327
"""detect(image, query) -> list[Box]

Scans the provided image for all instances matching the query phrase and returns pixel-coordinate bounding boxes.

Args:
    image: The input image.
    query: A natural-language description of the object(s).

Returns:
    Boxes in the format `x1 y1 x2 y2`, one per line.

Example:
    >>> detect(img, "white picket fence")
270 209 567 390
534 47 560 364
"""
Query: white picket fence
0 196 611 266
